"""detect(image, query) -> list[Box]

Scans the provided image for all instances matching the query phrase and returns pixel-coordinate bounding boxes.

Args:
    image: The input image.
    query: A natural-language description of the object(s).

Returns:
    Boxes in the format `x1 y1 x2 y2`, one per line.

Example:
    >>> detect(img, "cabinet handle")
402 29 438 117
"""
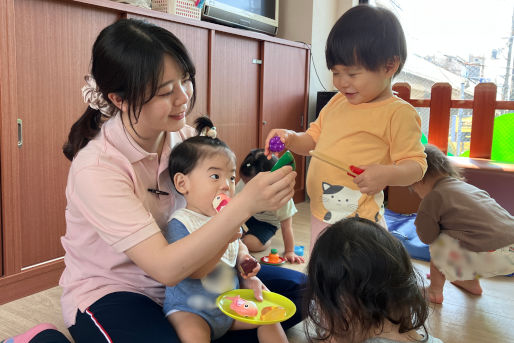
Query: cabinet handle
252 59 262 64
262 120 267 125
17 118 23 147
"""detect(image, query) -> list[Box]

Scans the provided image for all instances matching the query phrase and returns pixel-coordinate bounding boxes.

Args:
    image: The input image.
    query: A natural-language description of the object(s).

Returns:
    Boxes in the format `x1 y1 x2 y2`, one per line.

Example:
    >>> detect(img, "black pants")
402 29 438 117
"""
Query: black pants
30 265 306 343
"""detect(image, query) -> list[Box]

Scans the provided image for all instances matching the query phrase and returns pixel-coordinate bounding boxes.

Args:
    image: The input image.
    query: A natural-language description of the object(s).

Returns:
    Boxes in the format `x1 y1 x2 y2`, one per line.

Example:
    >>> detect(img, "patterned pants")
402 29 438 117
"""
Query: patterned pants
430 233 514 281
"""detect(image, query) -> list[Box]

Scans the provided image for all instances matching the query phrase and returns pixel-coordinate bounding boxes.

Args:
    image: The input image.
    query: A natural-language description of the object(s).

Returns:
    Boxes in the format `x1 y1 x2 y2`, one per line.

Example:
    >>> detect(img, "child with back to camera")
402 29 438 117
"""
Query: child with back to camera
305 217 443 343
164 117 288 343
237 149 305 264
411 144 514 304
264 5 427 251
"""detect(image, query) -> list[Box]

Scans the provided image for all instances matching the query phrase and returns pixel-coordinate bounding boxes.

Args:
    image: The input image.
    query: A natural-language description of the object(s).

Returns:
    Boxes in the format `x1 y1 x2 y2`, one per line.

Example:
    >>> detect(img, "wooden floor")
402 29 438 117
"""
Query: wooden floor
1 201 513 342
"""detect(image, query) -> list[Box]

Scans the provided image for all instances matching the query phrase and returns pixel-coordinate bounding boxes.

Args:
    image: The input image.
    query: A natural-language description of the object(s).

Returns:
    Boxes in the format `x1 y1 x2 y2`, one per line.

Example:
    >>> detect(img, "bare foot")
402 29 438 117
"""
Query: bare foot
451 279 483 296
425 286 444 304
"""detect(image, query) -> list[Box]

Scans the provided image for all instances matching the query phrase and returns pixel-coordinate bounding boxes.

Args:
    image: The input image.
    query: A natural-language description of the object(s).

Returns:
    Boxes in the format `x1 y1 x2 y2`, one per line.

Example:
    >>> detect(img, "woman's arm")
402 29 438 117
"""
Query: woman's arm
190 229 242 279
126 166 296 286
189 243 228 279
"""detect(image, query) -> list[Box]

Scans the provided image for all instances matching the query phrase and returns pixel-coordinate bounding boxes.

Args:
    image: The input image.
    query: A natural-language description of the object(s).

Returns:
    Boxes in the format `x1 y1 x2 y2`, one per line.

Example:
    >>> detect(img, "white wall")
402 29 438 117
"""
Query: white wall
277 0 355 123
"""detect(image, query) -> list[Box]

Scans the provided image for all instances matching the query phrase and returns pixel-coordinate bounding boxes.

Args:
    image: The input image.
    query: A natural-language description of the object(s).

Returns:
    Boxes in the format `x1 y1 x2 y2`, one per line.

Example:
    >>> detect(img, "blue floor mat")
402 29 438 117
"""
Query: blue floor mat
384 208 430 261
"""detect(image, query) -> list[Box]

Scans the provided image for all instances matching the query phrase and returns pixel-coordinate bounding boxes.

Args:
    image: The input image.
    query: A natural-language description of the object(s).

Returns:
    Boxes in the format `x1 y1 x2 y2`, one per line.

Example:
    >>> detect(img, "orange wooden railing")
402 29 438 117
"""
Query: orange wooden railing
392 82 514 159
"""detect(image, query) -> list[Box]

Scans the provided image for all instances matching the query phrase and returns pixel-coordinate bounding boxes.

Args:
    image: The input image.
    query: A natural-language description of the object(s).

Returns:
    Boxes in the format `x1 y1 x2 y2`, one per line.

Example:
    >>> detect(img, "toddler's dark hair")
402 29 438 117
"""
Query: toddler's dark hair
239 148 278 179
326 5 407 76
422 144 462 180
304 217 429 343
169 116 235 189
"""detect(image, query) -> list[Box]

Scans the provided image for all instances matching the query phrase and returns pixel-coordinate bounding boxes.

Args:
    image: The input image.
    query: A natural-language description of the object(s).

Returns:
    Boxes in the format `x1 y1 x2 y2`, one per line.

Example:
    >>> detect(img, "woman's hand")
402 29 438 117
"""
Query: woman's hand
235 166 296 215
240 276 268 302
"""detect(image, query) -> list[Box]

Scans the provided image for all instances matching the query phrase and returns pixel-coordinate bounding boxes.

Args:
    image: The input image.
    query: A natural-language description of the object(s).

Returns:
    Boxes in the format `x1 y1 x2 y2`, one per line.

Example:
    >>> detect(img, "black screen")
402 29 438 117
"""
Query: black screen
216 0 276 20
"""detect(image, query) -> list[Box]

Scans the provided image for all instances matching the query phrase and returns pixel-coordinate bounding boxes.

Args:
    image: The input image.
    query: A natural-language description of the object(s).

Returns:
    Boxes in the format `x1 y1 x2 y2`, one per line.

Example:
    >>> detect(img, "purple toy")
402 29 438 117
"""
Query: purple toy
269 136 285 152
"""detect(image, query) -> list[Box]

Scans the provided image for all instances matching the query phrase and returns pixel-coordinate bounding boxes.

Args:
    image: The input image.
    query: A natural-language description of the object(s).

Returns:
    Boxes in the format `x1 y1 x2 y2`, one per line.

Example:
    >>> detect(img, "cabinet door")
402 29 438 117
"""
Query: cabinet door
11 0 118 269
127 15 209 125
209 33 261 167
261 42 309 202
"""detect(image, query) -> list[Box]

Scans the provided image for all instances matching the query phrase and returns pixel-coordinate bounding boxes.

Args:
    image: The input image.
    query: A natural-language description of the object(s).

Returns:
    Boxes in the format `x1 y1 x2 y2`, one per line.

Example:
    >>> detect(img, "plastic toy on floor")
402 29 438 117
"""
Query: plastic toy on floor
260 248 286 265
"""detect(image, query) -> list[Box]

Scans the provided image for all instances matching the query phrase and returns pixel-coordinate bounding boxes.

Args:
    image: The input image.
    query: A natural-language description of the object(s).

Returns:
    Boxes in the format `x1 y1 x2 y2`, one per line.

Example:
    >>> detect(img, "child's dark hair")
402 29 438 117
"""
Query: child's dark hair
239 149 278 179
326 5 407 76
63 19 197 161
304 217 428 342
423 144 462 180
169 116 235 190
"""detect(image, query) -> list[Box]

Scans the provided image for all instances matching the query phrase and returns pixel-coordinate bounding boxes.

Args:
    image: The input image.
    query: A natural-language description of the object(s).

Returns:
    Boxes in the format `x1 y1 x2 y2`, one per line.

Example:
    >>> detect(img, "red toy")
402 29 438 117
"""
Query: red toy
239 257 259 276
212 194 230 213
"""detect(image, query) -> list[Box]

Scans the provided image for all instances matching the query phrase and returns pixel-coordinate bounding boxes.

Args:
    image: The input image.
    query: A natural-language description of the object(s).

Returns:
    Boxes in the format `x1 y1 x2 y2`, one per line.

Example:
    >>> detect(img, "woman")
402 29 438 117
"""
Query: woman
5 19 303 343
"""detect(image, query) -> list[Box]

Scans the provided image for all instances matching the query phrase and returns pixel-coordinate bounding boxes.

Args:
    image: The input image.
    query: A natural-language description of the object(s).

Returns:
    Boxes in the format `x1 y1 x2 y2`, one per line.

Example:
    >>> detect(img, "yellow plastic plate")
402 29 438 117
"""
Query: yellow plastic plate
216 289 296 325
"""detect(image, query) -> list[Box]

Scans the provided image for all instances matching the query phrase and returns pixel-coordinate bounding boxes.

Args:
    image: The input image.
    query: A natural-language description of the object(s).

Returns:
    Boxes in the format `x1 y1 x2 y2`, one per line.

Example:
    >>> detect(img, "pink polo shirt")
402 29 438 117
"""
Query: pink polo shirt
59 114 194 327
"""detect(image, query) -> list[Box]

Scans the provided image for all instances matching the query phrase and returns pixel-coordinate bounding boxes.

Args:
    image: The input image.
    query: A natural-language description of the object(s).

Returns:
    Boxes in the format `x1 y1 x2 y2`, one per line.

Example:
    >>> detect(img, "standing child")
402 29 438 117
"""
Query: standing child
264 5 427 251
305 217 443 343
411 144 514 304
164 117 288 343
237 149 305 264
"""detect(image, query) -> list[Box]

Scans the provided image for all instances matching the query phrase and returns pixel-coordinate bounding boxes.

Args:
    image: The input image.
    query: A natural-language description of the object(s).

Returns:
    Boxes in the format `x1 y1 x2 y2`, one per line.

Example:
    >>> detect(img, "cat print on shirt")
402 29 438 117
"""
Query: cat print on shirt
321 181 384 224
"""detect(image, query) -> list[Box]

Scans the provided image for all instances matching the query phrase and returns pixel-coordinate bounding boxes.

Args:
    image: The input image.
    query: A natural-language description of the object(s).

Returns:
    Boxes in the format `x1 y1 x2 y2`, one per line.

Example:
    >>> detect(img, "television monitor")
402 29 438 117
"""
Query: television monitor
202 0 279 36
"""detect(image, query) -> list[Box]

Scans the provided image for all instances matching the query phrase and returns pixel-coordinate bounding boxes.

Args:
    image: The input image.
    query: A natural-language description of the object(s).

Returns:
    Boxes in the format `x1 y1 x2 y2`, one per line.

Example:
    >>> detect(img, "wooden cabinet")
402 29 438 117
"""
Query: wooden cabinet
1 0 120 302
210 33 261 167
0 0 309 304
261 42 309 201
14 0 118 269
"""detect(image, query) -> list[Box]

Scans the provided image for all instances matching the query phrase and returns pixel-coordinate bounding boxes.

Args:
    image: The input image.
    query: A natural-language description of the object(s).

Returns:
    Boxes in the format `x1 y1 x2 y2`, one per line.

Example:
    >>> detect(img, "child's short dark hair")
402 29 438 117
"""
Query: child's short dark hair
423 144 462 180
169 116 235 189
304 217 428 342
239 148 278 179
326 5 407 76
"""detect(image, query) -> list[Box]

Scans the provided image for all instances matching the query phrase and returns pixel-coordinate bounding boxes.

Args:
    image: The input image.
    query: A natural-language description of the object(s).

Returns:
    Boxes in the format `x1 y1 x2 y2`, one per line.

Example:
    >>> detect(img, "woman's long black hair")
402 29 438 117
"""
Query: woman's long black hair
304 217 429 342
63 19 196 161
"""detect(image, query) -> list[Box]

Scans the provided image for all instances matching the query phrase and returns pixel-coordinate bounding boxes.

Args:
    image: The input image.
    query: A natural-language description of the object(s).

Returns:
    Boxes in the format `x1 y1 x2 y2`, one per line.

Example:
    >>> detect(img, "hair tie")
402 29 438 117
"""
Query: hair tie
82 75 119 117
246 163 251 167
200 126 217 139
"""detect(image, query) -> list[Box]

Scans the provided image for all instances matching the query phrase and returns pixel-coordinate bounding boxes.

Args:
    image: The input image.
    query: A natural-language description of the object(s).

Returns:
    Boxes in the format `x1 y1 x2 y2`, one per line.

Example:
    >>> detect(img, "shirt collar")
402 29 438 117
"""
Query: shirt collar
103 114 170 164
